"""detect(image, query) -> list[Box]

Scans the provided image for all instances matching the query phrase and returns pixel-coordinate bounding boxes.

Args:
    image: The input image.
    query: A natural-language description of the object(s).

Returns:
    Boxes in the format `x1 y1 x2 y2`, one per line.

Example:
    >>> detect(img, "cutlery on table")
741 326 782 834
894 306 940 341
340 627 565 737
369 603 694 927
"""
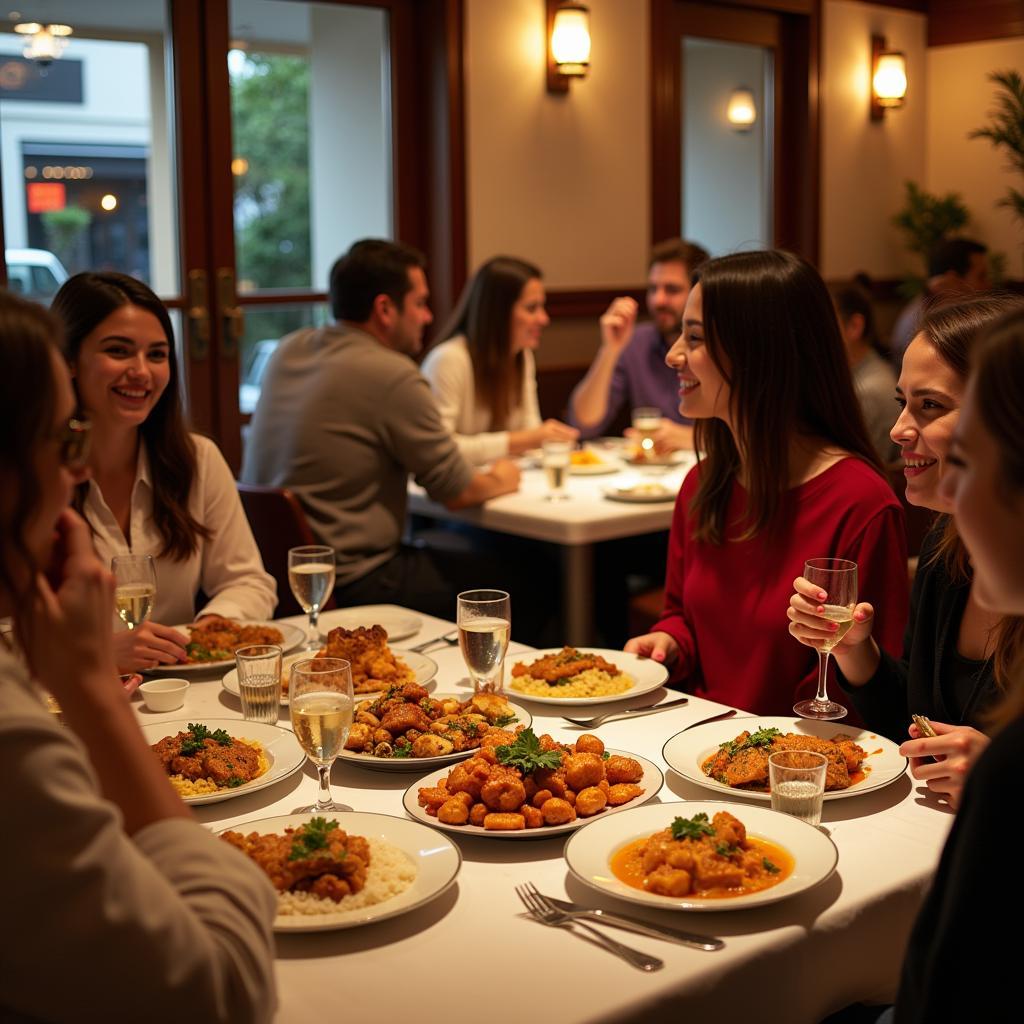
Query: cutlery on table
515 885 663 971
409 630 459 654
524 884 723 951
563 696 690 729
676 708 739 731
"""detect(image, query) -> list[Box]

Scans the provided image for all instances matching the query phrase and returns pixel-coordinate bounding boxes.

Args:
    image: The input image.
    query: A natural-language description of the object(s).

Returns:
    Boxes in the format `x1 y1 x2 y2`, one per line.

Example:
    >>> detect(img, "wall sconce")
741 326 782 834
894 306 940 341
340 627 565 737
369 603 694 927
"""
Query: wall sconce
546 1 590 94
727 87 757 131
870 34 907 120
14 23 73 66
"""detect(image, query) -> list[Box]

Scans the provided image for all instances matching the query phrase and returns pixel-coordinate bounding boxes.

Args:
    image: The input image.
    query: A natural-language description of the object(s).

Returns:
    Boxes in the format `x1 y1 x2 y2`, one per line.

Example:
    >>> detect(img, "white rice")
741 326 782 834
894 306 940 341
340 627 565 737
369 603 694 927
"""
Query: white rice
276 836 416 917
510 668 633 699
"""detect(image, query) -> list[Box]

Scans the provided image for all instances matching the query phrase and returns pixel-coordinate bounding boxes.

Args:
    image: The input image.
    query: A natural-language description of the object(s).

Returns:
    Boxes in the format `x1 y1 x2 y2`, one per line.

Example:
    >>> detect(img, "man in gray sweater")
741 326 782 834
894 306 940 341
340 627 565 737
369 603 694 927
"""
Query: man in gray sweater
241 239 520 618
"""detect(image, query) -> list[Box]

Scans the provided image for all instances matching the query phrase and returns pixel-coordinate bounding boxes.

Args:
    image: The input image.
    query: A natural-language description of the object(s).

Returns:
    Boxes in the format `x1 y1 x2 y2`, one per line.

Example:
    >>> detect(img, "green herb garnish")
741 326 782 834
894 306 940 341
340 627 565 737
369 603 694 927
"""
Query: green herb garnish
493 713 518 728
179 722 232 756
763 858 780 874
288 817 342 861
225 777 245 788
602 750 611 761
496 727 563 774
185 642 232 663
671 813 715 841
715 842 737 857
746 727 782 748
391 744 414 758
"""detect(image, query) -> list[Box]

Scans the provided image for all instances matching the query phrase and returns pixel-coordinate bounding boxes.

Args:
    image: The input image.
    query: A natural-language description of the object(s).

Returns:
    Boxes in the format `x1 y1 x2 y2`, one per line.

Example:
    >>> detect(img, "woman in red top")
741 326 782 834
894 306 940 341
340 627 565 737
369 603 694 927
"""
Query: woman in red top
626 250 909 716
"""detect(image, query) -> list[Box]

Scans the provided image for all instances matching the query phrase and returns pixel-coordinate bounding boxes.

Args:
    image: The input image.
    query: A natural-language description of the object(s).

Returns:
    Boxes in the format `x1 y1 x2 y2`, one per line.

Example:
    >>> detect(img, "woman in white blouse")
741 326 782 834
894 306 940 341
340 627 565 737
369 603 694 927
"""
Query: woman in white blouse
422 256 577 464
51 272 276 672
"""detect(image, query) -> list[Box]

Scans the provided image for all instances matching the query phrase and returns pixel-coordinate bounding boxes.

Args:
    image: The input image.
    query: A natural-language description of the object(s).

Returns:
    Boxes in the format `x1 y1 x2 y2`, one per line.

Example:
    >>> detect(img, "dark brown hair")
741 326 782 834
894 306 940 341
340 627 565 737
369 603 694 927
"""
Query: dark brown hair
649 238 710 276
437 256 542 430
329 239 426 323
51 272 211 561
831 280 886 359
687 250 881 544
0 289 63 609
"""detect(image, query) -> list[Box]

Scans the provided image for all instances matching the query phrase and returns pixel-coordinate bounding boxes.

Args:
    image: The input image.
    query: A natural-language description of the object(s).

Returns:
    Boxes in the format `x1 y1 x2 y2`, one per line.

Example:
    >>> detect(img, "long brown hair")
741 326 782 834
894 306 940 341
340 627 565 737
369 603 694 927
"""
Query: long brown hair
689 250 881 544
437 256 541 430
51 272 211 560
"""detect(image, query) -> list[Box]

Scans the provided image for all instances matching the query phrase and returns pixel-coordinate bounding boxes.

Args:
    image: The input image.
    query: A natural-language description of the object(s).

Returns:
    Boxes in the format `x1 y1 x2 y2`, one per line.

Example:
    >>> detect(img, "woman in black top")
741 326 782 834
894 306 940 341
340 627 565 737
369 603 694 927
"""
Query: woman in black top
788 294 1024 807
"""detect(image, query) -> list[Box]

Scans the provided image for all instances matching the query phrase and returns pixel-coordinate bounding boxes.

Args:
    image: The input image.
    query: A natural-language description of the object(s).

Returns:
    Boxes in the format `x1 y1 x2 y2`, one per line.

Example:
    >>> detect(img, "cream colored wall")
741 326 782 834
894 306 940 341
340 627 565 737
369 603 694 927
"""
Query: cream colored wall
927 38 1024 278
820 1 928 280
464 0 649 289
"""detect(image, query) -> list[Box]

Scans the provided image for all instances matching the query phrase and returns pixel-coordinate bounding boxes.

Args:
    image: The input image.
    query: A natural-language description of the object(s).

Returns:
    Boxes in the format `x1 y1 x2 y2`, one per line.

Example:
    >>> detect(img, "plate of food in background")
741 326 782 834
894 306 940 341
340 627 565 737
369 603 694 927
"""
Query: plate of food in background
568 448 621 475
662 717 907 802
139 718 305 805
145 618 306 675
506 647 668 705
317 605 422 643
218 811 462 932
603 481 677 503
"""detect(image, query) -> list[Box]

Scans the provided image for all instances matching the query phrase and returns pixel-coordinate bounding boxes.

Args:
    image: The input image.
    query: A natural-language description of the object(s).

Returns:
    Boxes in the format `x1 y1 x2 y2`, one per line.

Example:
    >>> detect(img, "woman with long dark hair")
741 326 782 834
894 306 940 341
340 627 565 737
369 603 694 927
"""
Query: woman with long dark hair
422 255 577 464
626 250 909 716
52 272 275 672
789 293 1024 807
0 289 275 1020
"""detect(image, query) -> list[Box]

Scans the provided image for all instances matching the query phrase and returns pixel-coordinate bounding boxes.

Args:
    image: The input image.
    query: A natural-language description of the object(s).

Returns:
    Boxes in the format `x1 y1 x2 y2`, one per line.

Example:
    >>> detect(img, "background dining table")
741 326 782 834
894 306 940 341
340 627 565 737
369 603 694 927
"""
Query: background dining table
138 605 952 1024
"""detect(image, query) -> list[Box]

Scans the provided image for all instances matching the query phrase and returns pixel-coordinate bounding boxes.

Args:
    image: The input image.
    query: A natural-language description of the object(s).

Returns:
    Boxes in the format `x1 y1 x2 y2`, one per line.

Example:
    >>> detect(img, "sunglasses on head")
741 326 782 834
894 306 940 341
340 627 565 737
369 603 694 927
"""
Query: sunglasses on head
54 416 92 469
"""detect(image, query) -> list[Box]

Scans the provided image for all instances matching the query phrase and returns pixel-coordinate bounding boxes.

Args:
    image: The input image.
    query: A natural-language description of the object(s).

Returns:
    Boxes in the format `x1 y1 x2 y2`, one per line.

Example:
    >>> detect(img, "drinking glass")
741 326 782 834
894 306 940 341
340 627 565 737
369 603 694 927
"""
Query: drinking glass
542 439 572 501
111 554 157 632
793 557 855 721
288 545 336 649
769 750 828 827
457 589 511 694
235 644 283 723
631 406 662 458
289 657 354 812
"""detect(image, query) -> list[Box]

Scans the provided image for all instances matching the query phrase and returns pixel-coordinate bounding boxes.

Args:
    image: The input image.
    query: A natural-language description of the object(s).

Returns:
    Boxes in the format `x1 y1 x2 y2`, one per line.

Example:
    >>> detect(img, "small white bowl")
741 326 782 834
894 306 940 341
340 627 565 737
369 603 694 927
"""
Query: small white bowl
139 677 189 712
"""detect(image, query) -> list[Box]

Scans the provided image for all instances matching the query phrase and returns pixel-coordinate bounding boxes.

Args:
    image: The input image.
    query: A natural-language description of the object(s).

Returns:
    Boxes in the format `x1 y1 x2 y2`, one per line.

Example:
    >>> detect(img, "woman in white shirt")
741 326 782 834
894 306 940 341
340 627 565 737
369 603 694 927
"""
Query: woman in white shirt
422 255 577 464
51 272 276 672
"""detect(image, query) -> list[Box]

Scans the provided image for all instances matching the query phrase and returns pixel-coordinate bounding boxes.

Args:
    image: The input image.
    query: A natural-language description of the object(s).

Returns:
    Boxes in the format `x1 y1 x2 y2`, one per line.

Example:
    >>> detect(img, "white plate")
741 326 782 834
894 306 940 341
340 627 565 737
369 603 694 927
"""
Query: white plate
340 695 533 772
317 605 422 643
403 749 663 840
221 648 438 706
569 457 622 476
506 649 668 706
662 716 907 802
145 621 306 676
217 811 461 932
603 484 677 503
139 718 306 805
564 800 838 912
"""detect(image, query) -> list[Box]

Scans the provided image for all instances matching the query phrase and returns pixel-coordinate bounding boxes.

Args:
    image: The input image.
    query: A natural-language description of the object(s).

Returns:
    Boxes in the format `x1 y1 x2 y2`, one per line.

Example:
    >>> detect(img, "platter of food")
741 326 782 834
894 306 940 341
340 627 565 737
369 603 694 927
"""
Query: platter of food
218 811 461 932
403 727 663 840
140 718 305 805
662 717 907 802
506 647 668 705
146 619 306 675
318 625 438 694
603 482 677 503
626 447 691 467
564 800 838 912
568 448 621 475
317 606 422 644
340 688 532 771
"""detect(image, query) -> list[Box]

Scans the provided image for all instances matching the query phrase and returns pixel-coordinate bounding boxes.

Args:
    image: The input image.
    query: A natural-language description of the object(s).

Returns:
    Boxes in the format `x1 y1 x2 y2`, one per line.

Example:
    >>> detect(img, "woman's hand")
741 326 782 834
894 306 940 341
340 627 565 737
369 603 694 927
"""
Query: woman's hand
787 575 874 652
624 630 680 665
900 721 989 810
113 620 190 673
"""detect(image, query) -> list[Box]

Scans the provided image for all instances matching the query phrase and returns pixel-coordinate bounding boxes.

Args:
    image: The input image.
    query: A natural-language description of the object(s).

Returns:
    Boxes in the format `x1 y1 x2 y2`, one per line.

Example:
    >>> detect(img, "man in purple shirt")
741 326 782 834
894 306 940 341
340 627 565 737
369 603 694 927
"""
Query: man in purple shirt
569 238 709 452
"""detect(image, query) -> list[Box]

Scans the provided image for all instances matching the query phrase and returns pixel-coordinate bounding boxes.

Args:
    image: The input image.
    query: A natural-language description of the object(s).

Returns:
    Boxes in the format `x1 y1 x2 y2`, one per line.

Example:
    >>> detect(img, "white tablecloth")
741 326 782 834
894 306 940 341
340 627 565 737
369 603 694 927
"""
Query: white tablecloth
138 608 950 1024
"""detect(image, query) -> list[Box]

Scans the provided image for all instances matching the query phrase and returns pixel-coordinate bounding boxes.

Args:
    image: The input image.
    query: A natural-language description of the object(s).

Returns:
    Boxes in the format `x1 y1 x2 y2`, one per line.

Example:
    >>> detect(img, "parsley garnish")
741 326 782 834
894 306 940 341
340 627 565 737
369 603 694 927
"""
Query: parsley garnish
496 727 563 774
179 722 232 756
716 727 782 760
288 817 342 861
493 713 517 728
763 858 780 874
602 750 611 761
670 813 715 841
391 744 414 758
715 842 737 857
225 777 245 788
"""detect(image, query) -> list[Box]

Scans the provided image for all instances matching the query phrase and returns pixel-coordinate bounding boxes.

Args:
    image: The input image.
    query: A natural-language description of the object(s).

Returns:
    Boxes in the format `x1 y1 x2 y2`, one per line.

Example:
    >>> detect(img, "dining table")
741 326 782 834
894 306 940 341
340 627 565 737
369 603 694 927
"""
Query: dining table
141 605 952 1024
407 447 698 645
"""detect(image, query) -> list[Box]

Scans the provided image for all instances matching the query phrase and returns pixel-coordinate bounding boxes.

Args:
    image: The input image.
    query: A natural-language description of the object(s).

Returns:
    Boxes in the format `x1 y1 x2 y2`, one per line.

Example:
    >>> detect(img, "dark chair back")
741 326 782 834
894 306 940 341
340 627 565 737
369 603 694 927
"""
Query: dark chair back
237 483 336 618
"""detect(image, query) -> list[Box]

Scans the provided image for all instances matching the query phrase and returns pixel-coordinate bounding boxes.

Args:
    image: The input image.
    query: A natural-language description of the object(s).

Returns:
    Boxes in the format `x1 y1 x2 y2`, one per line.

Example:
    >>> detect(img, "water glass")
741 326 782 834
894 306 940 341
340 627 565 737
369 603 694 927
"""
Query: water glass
288 545 336 649
542 440 572 501
235 644 283 723
769 750 828 827
457 589 511 694
111 554 157 631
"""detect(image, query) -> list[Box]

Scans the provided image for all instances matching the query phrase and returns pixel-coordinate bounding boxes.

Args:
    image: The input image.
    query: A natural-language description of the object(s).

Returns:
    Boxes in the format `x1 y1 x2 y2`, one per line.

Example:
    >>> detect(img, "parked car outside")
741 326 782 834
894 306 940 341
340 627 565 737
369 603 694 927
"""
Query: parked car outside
4 248 70 302
239 338 280 414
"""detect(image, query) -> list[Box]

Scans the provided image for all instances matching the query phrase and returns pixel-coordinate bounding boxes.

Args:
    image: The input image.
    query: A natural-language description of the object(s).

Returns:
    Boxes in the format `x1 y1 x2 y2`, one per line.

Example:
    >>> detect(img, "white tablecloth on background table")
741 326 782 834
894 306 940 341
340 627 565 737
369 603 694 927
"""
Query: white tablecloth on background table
137 607 950 1024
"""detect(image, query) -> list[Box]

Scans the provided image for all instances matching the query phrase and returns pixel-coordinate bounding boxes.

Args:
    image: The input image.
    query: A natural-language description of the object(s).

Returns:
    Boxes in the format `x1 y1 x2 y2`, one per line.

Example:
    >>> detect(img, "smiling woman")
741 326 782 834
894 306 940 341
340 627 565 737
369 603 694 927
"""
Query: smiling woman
51 272 277 673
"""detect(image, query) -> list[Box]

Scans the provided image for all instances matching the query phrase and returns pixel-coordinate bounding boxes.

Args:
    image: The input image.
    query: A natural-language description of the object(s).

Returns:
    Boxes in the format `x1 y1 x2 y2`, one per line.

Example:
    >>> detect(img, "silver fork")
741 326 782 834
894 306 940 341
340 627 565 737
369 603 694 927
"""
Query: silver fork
524 884 723 951
515 885 663 971
409 630 459 654
563 696 690 728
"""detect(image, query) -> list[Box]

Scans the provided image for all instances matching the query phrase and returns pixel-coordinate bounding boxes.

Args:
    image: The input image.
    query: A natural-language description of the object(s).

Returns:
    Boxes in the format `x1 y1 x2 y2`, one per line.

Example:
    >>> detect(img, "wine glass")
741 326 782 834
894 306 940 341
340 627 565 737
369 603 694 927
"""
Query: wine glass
457 589 511 693
288 545 336 649
793 557 855 721
631 406 662 460
111 554 157 632
289 657 353 812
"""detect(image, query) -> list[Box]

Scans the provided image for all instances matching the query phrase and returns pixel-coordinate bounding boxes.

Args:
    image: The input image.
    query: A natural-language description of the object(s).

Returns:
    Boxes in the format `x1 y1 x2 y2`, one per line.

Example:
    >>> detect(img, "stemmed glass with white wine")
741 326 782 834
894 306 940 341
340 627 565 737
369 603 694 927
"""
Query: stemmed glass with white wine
289 657 354 812
111 554 157 633
457 589 511 693
793 557 855 721
288 545 336 650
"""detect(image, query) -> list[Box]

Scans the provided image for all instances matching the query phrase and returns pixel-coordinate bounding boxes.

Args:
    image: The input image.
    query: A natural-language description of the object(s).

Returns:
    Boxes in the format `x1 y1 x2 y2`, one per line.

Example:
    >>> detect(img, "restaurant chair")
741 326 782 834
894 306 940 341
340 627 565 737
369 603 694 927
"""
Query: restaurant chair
237 482 336 618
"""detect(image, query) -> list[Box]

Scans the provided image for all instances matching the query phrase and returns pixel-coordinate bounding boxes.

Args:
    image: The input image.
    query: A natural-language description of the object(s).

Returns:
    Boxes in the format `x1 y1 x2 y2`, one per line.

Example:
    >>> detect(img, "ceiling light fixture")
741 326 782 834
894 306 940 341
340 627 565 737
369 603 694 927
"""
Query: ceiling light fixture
14 22 72 66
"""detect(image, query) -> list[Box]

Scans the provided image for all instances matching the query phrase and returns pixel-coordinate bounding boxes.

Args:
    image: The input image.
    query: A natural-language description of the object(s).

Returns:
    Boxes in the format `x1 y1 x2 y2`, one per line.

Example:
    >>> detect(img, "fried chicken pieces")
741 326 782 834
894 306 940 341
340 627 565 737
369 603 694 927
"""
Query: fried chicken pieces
318 625 414 693
151 730 263 787
510 647 621 684
221 823 370 902
185 618 285 663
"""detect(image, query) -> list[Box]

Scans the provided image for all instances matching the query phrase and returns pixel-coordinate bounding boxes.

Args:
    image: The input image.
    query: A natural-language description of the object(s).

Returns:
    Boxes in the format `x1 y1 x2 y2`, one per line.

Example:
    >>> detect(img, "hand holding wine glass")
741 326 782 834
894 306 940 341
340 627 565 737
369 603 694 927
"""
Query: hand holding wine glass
457 589 511 694
111 554 156 632
288 545 336 649
793 558 855 721
289 657 353 812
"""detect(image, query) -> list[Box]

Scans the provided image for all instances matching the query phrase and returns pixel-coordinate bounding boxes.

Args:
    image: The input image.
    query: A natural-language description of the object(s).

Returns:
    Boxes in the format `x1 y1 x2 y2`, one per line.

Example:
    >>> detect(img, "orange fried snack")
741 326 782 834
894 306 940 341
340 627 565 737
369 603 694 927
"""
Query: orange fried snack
318 624 414 693
511 646 620 684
